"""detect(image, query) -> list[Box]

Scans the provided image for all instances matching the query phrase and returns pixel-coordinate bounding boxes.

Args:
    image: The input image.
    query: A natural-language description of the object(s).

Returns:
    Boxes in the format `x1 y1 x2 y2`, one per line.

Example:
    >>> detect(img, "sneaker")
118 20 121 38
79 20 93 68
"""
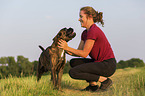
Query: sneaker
81 85 99 92
81 85 91 91
99 78 113 90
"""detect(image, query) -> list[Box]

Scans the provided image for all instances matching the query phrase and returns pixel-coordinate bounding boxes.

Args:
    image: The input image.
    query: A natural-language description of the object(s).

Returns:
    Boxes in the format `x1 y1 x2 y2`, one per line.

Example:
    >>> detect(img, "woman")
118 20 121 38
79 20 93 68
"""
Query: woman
58 6 116 92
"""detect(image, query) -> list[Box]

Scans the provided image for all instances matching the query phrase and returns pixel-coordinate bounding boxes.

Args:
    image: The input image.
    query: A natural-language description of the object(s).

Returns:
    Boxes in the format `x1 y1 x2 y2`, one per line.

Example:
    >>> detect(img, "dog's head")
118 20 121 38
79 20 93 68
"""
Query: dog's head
53 27 76 42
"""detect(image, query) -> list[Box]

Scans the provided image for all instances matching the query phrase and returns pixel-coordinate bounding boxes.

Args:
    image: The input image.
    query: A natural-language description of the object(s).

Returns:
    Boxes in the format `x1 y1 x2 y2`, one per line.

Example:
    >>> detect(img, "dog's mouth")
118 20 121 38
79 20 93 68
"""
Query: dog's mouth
66 28 76 38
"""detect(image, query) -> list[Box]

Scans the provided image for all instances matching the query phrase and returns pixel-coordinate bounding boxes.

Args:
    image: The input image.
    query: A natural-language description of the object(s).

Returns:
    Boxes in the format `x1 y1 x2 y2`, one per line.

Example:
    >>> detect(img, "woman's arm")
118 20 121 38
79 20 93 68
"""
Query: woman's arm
65 51 79 57
58 39 95 58
77 40 84 50
65 40 84 57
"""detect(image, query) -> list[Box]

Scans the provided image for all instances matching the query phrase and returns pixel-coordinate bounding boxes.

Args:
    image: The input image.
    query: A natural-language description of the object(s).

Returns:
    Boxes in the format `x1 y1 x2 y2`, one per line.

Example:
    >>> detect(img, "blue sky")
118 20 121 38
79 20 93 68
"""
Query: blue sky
0 0 145 62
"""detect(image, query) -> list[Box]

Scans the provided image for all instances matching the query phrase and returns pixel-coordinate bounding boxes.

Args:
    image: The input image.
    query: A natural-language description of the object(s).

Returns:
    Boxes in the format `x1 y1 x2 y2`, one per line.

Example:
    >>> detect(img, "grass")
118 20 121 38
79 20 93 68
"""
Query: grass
0 67 145 96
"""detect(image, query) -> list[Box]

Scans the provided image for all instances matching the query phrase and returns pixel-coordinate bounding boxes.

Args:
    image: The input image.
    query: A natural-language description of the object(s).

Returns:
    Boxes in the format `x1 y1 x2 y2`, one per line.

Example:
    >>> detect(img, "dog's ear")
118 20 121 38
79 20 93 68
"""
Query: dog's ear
53 31 62 41
53 27 67 41
53 34 60 41
57 32 62 37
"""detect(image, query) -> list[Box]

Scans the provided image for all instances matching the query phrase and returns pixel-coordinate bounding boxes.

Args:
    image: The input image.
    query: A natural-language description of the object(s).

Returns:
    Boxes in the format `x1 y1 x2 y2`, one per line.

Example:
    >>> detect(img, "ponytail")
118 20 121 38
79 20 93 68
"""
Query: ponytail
94 11 104 27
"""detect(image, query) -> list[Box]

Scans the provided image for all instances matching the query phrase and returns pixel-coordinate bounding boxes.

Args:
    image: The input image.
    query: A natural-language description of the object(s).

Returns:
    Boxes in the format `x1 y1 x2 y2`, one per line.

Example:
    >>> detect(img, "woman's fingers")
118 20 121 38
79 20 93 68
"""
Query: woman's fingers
58 39 64 48
57 39 68 50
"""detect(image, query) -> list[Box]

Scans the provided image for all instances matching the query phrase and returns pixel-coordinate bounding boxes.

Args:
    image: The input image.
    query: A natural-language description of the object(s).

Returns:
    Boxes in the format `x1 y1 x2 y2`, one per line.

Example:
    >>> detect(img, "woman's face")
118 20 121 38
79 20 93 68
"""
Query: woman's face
79 10 88 28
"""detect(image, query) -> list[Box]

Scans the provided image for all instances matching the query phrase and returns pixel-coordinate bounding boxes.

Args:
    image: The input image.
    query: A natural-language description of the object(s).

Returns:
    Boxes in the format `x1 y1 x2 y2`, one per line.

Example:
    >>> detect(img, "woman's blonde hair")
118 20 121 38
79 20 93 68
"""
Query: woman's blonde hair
80 6 104 26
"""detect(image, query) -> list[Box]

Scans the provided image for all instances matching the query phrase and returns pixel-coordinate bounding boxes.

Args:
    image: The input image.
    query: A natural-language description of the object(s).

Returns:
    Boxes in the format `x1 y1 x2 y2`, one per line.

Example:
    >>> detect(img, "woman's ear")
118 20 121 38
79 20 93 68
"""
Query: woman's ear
87 15 93 20
89 15 93 18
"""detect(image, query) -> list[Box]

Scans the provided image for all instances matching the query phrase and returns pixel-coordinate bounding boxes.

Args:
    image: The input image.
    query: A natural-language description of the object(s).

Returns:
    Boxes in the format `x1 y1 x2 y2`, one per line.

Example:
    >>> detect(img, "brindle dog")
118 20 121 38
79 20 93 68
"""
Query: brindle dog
37 28 76 90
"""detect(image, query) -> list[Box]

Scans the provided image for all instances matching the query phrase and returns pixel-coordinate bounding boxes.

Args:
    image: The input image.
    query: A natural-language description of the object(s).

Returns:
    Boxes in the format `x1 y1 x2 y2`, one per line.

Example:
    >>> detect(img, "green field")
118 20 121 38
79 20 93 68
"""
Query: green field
0 67 145 96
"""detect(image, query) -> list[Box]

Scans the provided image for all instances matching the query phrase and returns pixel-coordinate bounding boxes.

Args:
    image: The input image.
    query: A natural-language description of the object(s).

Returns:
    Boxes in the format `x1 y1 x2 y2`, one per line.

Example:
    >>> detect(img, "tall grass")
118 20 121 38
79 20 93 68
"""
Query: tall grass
0 67 145 96
111 67 145 96
0 75 60 96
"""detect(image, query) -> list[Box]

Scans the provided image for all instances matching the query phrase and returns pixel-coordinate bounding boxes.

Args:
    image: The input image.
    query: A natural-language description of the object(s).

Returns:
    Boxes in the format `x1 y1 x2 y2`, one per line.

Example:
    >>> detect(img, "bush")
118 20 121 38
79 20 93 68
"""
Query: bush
117 58 145 69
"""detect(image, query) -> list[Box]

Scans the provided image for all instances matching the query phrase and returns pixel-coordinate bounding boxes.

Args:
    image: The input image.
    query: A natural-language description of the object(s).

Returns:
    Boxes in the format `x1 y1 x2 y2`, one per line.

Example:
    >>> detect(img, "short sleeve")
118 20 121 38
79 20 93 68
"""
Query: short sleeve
81 30 87 41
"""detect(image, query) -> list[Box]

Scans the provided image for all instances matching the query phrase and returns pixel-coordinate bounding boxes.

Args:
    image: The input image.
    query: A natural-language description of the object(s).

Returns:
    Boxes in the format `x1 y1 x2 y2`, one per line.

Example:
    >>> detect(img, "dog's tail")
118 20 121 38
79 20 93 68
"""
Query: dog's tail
39 45 45 51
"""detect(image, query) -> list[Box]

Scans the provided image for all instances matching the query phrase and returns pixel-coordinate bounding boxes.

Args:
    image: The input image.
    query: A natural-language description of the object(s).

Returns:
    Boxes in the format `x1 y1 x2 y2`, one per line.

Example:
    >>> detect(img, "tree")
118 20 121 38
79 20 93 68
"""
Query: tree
31 60 39 75
117 60 128 69
0 57 8 64
0 57 9 78
0 66 9 78
0 56 39 78
117 58 145 69
127 58 144 67
7 56 19 76
17 56 33 76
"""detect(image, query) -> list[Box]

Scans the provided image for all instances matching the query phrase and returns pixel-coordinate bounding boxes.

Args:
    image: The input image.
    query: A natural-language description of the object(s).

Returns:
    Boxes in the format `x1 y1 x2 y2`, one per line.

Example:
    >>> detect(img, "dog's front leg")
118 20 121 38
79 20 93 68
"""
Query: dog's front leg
56 68 64 90
56 58 66 90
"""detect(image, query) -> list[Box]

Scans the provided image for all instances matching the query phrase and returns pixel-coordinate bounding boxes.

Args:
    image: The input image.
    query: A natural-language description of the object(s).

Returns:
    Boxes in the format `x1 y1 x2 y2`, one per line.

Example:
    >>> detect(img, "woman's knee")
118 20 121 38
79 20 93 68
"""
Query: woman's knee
70 58 81 67
70 59 75 67
69 68 77 79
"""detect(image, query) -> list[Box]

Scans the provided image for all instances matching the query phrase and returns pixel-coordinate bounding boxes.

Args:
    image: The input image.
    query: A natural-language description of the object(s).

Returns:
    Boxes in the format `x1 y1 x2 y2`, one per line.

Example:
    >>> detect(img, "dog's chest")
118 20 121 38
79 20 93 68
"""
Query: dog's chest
60 50 64 57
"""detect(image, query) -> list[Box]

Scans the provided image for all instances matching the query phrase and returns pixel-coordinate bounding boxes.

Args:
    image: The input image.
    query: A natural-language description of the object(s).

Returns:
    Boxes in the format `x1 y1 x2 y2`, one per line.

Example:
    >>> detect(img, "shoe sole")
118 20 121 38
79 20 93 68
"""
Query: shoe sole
106 81 113 89
80 85 99 92
101 81 113 91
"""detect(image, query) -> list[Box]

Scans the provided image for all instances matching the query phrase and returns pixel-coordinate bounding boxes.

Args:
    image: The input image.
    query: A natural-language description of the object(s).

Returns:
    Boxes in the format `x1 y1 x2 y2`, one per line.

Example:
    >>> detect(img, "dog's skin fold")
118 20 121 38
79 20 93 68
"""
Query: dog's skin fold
37 28 76 90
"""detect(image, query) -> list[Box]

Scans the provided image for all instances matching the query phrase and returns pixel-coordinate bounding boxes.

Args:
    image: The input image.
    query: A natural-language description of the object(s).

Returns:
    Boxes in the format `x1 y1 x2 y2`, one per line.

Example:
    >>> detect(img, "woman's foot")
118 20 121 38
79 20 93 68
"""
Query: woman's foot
81 85 99 92
99 78 113 90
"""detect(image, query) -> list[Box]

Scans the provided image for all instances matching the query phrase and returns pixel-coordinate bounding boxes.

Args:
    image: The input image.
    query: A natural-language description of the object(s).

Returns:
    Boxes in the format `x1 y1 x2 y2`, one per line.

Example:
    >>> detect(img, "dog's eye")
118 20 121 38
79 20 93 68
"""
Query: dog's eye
58 33 62 36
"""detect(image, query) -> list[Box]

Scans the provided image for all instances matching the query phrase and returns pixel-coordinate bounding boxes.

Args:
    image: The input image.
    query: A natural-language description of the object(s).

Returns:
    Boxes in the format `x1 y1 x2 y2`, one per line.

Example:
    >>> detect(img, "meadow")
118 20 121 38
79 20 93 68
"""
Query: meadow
0 67 145 96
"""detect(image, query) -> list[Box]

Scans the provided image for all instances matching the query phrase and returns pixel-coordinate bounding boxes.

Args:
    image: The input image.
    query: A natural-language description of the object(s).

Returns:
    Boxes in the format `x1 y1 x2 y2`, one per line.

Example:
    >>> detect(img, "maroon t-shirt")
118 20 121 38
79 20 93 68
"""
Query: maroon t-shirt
81 24 115 62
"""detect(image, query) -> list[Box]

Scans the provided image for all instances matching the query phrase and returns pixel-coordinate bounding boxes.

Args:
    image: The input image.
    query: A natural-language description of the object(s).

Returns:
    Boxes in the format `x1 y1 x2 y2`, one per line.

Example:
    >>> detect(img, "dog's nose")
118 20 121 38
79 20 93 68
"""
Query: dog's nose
69 27 73 30
67 28 73 32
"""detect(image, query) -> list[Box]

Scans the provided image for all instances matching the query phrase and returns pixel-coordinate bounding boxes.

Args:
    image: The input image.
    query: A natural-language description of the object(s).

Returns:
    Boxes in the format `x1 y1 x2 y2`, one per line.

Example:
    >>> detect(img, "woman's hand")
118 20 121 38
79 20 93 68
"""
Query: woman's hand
58 39 68 50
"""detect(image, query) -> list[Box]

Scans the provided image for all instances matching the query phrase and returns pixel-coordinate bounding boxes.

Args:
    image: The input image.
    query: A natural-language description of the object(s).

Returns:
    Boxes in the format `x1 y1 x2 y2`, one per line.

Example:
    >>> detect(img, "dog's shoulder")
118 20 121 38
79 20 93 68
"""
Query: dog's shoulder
45 46 57 55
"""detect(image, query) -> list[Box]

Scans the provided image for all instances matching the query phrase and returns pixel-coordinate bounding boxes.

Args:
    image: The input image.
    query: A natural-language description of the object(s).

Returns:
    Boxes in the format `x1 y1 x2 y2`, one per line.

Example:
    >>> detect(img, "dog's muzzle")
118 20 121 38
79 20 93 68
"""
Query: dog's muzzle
66 28 76 38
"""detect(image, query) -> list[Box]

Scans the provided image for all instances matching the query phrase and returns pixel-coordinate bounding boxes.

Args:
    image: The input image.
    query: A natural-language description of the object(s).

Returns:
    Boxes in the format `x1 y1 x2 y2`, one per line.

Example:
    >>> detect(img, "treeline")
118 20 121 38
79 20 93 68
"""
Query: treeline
0 56 144 79
117 58 145 69
0 56 70 79
0 56 37 79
